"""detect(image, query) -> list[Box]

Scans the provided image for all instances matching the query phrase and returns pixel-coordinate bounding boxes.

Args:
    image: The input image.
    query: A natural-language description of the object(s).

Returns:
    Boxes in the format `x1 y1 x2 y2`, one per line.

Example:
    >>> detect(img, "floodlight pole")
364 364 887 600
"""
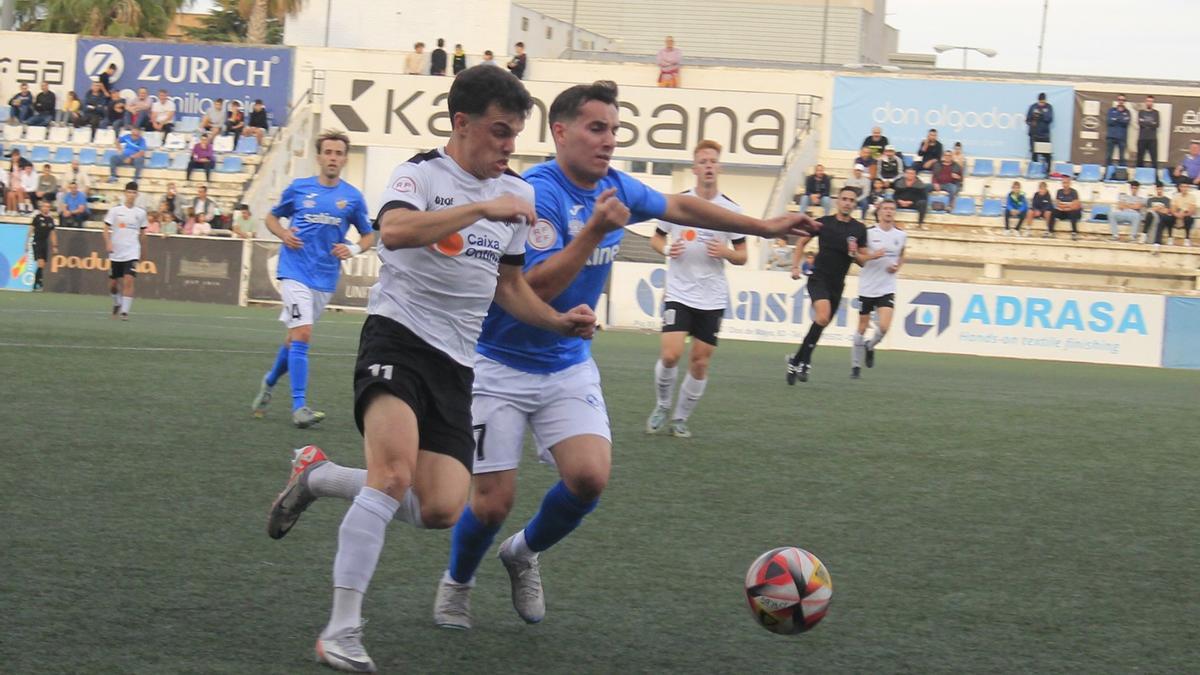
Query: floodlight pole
568 0 579 59
1036 0 1049 74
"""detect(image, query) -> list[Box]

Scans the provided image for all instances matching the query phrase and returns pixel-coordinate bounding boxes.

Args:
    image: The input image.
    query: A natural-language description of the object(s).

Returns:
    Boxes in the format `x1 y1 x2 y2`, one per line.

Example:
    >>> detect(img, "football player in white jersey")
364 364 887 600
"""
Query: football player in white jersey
102 182 149 321
852 199 907 378
646 139 747 438
264 66 595 673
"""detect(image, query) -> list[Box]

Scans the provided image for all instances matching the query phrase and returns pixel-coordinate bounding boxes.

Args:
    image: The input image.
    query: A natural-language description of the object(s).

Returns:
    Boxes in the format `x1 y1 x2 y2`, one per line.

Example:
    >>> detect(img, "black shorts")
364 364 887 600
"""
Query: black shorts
662 300 723 346
32 238 49 261
109 259 138 279
805 274 845 312
352 314 475 470
858 293 895 315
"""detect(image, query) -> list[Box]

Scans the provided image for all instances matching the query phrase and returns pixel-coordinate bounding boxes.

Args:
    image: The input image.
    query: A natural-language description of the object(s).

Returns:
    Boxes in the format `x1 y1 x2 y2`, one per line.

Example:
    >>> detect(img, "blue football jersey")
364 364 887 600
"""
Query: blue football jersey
476 161 667 373
272 176 371 292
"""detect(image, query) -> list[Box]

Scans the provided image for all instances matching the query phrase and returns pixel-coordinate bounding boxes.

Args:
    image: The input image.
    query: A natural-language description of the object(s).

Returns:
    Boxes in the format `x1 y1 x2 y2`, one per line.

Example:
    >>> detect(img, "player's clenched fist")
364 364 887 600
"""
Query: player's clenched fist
482 194 538 226
557 303 597 339
588 188 631 234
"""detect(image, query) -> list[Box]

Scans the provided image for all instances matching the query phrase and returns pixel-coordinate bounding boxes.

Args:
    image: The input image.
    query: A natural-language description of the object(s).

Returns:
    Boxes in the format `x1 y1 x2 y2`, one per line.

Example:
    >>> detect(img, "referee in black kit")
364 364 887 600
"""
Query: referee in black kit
786 187 882 384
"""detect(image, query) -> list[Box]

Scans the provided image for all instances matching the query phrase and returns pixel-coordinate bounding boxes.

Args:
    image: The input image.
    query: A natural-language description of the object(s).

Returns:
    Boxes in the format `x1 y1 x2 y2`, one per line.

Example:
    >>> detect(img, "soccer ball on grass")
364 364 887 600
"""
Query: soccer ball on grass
744 546 832 634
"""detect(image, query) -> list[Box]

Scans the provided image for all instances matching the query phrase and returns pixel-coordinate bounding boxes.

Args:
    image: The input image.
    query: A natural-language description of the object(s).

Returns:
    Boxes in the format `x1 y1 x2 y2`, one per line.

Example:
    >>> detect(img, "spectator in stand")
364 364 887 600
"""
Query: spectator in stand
767 238 793 270
108 126 147 182
156 182 183 234
150 89 176 134
507 42 527 80
1171 181 1195 246
657 36 682 88
103 97 129 134
800 251 815 276
481 50 500 66
83 81 108 130
8 82 33 123
798 164 833 216
951 141 966 169
863 177 889 221
452 44 468 74
916 128 943 171
27 82 56 127
33 163 58 206
245 99 269 144
855 147 877 180
1105 94 1131 168
1028 181 1053 234
59 181 89 226
430 38 448 76
6 165 35 214
1173 141 1200 186
1110 181 1145 241
60 158 91 197
1047 176 1082 240
1003 181 1028 235
127 87 152 129
185 185 218 235
187 134 216 183
231 203 256 239
201 98 227 135
98 63 117 96
878 145 903 181
1026 92 1053 168
405 43 425 74
60 91 83 127
225 100 246 137
7 149 33 174
1144 181 1173 249
861 126 888 158
892 167 929 228
1136 95 1160 170
844 165 870 215
930 150 963 206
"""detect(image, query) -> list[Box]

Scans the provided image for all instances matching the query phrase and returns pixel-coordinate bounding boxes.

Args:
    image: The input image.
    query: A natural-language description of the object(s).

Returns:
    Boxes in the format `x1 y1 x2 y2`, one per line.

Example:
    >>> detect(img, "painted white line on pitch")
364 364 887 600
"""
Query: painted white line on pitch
0 342 356 357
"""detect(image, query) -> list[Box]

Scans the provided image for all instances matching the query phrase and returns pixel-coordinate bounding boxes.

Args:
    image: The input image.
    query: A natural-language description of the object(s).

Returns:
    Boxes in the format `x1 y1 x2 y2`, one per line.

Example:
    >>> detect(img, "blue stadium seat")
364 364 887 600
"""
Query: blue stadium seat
1161 169 1174 185
1026 161 1047 179
1077 164 1103 182
1134 167 1157 185
217 156 243 173
1052 161 1074 177
169 152 189 170
148 151 170 169
30 146 50 163
980 198 1003 217
951 196 977 216
100 149 117 166
235 136 259 154
971 159 995 177
996 160 1022 177
78 147 98 165
176 116 200 133
928 193 950 212
1088 205 1111 222
0 107 9 123
51 147 74 164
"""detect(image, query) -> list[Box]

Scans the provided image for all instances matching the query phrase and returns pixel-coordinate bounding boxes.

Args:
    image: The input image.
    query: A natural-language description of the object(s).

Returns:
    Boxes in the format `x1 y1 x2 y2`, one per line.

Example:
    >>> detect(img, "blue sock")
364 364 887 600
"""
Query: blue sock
264 344 289 387
523 481 598 553
448 507 502 584
288 341 309 411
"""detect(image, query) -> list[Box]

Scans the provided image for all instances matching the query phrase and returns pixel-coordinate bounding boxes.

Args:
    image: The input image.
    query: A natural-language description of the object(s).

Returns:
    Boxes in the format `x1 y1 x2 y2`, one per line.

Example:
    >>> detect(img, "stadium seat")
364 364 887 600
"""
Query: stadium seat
996 160 1022 177
100 148 117 166
980 198 1003 217
213 135 234 153
235 136 259 154
1134 167 1157 185
928 193 950 212
69 126 92 145
30 146 51 163
143 131 164 149
176 116 200 133
47 125 71 143
78 147 98 165
1052 161 1074 177
163 132 189 150
217 156 243 173
1078 164 1103 182
148 151 170 169
0 108 9 123
51 146 74 164
8 144 29 157
1088 205 1111 222
3 125 22 141
93 128 116 146
971 159 995 177
1161 169 1175 185
1026 161 1047 179
169 152 189 170
24 125 47 142
951 196 977 216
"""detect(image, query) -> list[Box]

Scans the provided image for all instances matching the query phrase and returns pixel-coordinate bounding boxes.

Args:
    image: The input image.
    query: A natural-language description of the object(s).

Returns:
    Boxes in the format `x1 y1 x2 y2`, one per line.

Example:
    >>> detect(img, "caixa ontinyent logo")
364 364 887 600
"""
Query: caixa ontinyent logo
904 291 951 337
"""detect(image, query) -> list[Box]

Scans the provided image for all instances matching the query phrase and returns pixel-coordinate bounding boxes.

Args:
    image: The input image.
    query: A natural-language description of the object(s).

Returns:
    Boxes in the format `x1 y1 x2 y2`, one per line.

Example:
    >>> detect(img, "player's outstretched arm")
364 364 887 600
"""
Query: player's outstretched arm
378 195 536 250
331 231 376 259
661 194 818 239
494 263 596 339
525 187 629 301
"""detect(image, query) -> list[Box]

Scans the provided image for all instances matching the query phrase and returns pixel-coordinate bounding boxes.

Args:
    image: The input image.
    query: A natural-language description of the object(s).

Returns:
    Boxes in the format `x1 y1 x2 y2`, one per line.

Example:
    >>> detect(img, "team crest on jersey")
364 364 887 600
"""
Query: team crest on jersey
528 219 558 251
567 205 586 236
392 177 416 193
336 199 348 210
302 199 316 209
432 232 465 256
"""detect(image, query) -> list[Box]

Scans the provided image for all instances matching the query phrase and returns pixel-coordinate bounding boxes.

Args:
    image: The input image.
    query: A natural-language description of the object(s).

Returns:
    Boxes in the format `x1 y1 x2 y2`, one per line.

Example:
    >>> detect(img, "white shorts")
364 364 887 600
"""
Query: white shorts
278 278 333 329
471 355 611 474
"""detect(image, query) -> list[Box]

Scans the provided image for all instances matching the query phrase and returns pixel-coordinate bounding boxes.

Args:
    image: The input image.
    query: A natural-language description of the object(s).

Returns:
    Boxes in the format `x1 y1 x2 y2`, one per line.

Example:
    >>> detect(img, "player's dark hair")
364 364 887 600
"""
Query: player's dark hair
125 181 139 192
315 129 351 154
448 65 533 118
549 80 618 125
838 186 859 197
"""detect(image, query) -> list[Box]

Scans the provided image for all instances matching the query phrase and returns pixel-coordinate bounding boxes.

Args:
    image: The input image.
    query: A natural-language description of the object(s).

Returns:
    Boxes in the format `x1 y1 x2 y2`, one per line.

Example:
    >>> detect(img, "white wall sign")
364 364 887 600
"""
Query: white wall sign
0 31 77 105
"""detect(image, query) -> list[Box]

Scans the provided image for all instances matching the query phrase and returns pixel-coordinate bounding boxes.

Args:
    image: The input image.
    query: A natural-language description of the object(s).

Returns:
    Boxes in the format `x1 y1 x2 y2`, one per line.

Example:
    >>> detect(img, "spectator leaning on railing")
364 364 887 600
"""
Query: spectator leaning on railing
430 38 448 76
452 44 467 74
507 42 527 80
405 43 425 75
657 36 682 88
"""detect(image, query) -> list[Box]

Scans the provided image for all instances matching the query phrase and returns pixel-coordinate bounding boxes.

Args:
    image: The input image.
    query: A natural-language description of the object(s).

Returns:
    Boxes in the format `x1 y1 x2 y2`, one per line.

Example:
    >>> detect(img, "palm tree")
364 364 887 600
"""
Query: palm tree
16 0 182 37
240 0 305 44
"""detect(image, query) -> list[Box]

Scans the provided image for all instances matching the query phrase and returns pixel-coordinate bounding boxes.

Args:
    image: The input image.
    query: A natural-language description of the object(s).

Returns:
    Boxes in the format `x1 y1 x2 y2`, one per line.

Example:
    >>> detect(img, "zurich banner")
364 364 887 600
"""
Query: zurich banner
831 77 1074 160
75 38 293 125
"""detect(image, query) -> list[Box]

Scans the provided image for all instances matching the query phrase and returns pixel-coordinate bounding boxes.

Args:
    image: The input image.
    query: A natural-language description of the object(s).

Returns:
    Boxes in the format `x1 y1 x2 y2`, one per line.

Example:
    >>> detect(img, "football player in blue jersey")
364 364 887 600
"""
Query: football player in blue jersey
252 129 374 428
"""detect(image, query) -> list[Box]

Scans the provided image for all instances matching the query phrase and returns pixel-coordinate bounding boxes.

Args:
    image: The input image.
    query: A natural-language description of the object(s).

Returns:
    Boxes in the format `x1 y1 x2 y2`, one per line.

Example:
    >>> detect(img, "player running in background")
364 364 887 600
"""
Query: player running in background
787 186 882 383
851 199 906 379
102 181 148 321
267 66 595 672
251 130 374 429
645 139 747 438
28 198 57 291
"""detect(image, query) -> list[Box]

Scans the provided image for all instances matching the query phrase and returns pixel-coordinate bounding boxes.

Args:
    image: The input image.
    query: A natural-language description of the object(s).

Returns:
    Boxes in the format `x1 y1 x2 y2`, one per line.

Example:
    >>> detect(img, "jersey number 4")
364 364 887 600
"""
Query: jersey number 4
367 363 394 379
289 304 302 320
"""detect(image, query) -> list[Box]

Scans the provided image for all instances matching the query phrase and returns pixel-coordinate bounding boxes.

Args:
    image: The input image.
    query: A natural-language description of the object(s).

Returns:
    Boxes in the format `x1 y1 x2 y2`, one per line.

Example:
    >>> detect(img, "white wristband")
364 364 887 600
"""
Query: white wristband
345 242 362 256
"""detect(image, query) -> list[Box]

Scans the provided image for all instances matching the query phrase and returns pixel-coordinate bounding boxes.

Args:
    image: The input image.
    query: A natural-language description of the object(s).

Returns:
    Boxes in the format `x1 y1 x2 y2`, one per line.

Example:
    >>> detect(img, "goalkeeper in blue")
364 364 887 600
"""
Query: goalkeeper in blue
251 129 373 428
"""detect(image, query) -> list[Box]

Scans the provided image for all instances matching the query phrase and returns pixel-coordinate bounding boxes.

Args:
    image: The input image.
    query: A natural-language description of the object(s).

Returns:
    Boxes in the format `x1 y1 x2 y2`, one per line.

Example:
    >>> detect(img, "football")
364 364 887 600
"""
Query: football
744 546 832 635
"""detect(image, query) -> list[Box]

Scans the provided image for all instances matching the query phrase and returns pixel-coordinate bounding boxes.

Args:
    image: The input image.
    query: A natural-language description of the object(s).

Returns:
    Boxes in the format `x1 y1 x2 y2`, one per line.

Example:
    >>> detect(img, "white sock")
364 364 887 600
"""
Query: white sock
508 529 536 559
852 332 865 368
120 296 132 314
867 328 887 349
672 374 707 422
308 462 424 528
111 292 120 307
654 359 677 409
326 487 398 635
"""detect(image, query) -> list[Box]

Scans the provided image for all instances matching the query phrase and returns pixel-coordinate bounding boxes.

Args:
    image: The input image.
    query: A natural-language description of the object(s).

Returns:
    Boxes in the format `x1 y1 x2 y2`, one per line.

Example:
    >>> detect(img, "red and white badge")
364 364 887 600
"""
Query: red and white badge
527 219 558 250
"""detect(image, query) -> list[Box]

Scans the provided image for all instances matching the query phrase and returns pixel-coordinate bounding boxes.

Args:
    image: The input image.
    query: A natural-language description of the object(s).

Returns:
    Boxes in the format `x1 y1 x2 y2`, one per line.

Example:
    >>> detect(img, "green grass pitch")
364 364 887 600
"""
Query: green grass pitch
2 292 1198 673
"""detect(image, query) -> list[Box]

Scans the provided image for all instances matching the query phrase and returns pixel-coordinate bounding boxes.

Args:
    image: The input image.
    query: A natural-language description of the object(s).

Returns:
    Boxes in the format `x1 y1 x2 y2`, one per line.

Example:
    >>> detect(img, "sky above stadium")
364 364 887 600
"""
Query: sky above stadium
888 0 1198 82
